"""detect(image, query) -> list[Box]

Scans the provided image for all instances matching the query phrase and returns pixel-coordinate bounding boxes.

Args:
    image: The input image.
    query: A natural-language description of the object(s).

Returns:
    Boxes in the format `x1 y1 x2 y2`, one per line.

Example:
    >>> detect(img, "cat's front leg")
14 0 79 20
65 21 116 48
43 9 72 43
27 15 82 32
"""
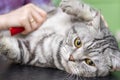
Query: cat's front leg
60 0 98 21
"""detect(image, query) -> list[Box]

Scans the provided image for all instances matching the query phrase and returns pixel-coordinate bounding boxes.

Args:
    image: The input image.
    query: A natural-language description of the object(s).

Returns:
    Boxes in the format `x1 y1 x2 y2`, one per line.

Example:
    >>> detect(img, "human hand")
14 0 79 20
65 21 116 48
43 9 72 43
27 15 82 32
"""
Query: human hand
1 3 47 34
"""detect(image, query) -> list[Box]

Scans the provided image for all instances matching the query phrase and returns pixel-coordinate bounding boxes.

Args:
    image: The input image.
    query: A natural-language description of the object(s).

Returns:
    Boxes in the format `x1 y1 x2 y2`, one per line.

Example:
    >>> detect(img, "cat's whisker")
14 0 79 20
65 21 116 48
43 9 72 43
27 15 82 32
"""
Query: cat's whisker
76 67 82 80
70 64 76 75
79 76 84 80
75 70 81 80
72 65 84 80
76 75 79 80
78 73 84 80
70 64 80 79
74 74 78 80
63 72 73 80
64 73 74 80
71 74 76 80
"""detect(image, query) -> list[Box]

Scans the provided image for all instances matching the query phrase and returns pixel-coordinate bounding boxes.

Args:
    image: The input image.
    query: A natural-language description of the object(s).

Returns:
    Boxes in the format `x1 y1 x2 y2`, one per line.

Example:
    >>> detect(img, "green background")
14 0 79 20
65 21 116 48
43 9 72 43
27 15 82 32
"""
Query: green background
52 0 120 33
52 0 120 78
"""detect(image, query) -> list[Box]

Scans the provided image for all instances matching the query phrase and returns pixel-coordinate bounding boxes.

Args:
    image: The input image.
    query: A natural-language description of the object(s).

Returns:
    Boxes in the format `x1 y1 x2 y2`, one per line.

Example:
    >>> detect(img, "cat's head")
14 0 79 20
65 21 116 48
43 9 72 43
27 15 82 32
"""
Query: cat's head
60 17 120 77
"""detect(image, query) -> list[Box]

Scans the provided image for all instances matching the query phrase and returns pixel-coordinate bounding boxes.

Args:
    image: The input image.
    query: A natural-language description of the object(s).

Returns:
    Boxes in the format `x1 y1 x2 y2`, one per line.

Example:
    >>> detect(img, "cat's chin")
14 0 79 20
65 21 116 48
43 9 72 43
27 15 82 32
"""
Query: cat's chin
66 62 79 74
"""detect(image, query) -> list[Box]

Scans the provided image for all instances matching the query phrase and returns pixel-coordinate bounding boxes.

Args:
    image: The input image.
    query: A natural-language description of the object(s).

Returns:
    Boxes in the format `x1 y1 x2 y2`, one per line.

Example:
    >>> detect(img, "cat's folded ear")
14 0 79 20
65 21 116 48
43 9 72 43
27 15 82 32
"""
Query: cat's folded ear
104 48 120 71
100 15 108 28
98 15 112 36
110 52 120 71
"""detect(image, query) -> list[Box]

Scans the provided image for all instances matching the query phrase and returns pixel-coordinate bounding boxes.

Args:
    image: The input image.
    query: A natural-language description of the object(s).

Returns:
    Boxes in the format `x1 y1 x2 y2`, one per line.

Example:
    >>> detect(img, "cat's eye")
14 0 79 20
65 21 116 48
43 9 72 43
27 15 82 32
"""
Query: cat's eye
85 58 95 66
74 37 82 48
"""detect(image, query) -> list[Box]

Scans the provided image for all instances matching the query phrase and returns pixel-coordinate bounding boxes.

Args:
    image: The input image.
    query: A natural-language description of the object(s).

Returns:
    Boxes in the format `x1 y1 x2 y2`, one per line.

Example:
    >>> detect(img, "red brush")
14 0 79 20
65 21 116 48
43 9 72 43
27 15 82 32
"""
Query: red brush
9 27 25 36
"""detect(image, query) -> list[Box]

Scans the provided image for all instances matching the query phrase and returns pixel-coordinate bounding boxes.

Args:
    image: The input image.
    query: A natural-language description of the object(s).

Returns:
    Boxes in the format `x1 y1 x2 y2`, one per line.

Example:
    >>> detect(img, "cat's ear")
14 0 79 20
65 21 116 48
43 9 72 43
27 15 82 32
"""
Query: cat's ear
98 15 112 36
104 49 120 71
110 52 120 71
100 15 108 29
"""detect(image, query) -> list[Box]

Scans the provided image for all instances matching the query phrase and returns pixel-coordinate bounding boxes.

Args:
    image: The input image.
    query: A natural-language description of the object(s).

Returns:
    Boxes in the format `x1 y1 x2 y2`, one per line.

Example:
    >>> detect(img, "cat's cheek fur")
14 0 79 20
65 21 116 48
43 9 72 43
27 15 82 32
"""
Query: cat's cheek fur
67 62 80 74
61 58 71 72
67 62 97 77
60 46 70 61
80 63 96 77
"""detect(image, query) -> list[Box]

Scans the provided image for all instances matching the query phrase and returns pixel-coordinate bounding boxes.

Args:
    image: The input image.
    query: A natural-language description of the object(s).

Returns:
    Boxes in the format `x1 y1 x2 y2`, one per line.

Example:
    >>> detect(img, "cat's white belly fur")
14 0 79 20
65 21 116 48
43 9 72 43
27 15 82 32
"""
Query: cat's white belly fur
40 9 72 36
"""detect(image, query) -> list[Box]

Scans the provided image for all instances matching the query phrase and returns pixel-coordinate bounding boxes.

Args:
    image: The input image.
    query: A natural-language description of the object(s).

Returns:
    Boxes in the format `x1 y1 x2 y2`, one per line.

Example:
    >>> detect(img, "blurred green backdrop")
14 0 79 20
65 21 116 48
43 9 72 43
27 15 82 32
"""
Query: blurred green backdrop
52 0 120 78
52 0 120 34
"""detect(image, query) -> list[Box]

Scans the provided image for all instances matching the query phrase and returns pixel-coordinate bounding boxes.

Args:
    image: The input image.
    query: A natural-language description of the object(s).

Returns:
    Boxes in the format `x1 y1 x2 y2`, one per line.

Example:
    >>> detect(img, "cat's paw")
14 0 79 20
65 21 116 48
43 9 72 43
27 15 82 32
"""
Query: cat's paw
0 37 10 54
60 0 97 21
60 0 80 15
0 37 18 59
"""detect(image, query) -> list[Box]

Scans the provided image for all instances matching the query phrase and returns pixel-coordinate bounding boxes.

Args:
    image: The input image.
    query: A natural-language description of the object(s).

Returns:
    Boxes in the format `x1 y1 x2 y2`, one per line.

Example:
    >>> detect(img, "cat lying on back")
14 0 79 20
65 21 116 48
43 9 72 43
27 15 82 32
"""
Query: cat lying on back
0 0 120 77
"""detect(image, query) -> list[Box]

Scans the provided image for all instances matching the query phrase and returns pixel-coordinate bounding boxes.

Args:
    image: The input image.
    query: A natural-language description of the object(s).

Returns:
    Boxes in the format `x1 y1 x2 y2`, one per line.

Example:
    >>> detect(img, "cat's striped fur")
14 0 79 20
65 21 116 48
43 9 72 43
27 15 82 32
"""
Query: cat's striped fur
0 0 120 77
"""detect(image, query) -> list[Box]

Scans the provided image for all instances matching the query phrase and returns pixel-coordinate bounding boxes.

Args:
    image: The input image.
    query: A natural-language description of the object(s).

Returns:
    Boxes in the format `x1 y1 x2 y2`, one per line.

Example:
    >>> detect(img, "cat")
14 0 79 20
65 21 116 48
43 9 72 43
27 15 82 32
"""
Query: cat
0 0 120 77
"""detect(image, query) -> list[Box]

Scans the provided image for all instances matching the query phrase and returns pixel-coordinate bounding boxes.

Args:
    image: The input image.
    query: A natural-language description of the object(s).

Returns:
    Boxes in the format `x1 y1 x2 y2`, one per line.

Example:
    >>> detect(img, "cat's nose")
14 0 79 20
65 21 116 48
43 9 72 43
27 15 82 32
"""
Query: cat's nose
69 55 75 62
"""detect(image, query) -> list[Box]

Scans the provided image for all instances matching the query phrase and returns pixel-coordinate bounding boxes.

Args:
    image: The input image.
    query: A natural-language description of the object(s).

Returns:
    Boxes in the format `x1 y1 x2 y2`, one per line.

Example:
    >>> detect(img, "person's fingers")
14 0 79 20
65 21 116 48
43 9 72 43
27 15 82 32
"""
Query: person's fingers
30 4 47 18
31 8 44 25
5 3 47 35
29 14 38 30
21 18 32 35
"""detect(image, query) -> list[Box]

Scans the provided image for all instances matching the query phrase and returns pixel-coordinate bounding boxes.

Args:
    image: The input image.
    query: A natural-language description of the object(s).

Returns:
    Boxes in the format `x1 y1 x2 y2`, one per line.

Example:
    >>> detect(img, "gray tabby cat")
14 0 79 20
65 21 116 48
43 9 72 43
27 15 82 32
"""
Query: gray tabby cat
0 0 120 77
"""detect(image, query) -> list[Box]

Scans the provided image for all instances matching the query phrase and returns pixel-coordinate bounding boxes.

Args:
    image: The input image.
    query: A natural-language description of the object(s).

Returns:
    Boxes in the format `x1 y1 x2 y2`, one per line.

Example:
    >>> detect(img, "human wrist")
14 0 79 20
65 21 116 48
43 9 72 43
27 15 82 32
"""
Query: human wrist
0 14 9 30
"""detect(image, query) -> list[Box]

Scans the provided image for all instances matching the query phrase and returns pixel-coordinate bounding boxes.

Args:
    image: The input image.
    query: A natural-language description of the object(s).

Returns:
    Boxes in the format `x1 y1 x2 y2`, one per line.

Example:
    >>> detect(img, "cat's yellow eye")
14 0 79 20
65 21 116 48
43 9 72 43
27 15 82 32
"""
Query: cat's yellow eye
74 37 82 48
85 58 95 66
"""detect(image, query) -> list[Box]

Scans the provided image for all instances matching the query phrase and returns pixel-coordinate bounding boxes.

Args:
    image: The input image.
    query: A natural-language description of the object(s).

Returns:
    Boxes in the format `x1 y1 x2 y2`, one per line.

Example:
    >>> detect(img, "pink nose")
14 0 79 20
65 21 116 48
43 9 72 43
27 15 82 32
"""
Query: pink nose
69 55 75 62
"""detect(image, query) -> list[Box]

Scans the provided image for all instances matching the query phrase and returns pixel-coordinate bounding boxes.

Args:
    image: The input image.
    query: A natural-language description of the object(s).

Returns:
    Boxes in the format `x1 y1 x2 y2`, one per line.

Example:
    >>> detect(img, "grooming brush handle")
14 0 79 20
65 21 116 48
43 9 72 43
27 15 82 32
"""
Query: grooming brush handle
10 27 25 36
